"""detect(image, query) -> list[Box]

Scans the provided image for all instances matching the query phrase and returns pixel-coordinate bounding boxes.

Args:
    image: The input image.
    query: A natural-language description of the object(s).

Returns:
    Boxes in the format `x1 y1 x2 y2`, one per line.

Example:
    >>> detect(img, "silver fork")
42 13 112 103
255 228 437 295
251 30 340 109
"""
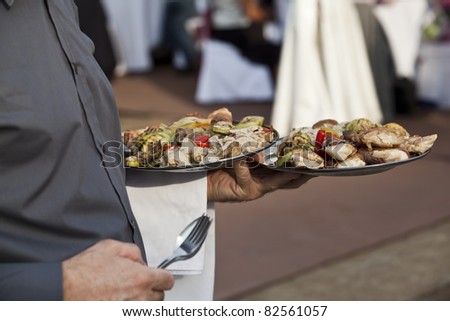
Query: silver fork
157 214 212 269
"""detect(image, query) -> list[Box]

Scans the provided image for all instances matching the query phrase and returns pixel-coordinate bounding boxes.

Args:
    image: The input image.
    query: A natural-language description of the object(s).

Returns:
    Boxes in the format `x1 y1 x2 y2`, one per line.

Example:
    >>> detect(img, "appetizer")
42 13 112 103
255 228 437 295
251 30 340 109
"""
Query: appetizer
275 118 437 169
123 107 276 168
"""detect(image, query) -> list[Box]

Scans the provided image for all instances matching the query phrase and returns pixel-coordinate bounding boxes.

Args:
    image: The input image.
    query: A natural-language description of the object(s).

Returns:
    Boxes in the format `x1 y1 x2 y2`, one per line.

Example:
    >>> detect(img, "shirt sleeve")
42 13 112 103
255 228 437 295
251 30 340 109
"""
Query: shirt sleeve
0 263 63 300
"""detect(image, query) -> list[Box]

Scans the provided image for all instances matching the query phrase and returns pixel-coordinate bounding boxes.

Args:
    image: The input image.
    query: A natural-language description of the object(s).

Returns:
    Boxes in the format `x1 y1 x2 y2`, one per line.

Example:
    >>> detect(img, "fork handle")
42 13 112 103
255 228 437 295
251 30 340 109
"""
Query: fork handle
157 254 181 269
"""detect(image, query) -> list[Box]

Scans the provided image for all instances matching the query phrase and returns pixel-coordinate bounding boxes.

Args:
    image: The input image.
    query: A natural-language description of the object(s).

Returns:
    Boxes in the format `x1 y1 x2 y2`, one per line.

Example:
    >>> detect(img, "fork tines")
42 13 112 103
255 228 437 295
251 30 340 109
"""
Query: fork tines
182 214 212 251
158 214 213 269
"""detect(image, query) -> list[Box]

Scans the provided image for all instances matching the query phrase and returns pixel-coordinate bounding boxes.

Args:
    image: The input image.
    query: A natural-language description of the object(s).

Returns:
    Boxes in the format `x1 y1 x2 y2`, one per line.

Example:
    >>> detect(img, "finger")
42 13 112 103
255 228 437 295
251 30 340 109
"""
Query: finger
260 171 305 192
249 152 264 164
233 158 266 199
149 268 175 291
279 175 315 189
149 290 165 301
233 159 253 188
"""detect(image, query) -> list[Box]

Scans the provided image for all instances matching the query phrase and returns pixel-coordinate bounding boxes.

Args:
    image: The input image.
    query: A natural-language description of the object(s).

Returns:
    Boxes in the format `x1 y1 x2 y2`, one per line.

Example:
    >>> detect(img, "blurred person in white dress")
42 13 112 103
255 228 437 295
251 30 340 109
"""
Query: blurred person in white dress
272 0 383 136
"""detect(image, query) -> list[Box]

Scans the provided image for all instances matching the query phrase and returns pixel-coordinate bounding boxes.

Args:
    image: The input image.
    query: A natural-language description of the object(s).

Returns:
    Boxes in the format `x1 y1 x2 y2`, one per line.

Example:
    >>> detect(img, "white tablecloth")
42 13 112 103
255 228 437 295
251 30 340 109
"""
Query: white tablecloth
101 0 165 74
195 40 274 104
417 42 450 108
126 170 215 301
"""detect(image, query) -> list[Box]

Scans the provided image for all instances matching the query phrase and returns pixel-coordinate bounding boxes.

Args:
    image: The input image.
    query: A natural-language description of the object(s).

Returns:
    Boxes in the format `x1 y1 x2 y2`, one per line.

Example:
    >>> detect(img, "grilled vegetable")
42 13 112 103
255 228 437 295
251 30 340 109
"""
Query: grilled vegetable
170 116 210 129
276 149 324 169
234 116 265 129
345 118 379 131
212 121 233 135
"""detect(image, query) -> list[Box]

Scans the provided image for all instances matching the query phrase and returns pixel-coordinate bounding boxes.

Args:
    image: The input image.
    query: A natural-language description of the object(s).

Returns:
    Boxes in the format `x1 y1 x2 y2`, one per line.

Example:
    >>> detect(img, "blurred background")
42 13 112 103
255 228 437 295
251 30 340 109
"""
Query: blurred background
76 0 450 300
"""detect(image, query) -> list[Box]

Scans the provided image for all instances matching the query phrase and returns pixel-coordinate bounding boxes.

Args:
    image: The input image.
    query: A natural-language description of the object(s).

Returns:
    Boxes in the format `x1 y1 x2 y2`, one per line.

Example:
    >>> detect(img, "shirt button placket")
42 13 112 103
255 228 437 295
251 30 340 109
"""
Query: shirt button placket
71 63 79 75
3 0 14 9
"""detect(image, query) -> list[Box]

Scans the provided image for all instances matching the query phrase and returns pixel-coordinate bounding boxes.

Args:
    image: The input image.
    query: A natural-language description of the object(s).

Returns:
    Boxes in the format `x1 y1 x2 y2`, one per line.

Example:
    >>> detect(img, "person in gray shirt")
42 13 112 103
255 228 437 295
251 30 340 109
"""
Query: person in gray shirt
0 0 309 300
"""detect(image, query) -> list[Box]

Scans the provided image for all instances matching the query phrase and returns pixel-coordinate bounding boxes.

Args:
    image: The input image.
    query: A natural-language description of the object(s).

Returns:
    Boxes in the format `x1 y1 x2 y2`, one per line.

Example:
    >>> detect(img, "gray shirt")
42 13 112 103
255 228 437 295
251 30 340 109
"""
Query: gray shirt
0 0 145 300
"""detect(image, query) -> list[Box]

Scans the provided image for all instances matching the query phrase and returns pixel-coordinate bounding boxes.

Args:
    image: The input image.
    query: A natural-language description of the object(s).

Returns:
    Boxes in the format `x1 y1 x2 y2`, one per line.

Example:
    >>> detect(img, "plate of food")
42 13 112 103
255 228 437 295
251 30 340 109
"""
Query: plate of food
263 118 437 177
123 107 278 172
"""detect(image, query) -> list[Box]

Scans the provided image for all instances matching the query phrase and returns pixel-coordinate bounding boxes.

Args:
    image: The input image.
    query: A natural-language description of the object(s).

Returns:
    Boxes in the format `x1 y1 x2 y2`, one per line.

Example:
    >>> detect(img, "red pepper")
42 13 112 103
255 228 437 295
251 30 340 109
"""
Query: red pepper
315 130 327 154
194 135 210 148
315 130 339 156
163 143 172 151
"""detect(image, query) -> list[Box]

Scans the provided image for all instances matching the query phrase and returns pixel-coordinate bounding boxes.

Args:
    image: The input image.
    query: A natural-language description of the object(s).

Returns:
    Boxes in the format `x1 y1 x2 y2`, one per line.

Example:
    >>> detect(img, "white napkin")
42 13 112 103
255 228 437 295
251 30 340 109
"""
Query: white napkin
166 203 216 301
125 170 209 275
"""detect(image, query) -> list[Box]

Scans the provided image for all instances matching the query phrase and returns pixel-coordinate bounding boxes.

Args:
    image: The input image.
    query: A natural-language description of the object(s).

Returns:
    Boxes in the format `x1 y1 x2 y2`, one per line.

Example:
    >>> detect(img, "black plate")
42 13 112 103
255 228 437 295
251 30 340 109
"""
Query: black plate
263 148 431 177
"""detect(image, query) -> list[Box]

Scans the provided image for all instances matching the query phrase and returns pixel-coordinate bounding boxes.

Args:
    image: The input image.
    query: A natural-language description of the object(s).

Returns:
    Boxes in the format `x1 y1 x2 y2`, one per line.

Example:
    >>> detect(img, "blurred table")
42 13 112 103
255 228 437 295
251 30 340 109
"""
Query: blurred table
417 42 450 109
101 0 165 74
373 0 428 79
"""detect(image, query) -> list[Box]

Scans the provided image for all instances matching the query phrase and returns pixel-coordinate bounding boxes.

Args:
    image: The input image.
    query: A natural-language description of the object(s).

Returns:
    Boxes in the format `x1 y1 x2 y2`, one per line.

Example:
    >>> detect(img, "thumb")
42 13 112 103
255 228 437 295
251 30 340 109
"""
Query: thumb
233 158 253 188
